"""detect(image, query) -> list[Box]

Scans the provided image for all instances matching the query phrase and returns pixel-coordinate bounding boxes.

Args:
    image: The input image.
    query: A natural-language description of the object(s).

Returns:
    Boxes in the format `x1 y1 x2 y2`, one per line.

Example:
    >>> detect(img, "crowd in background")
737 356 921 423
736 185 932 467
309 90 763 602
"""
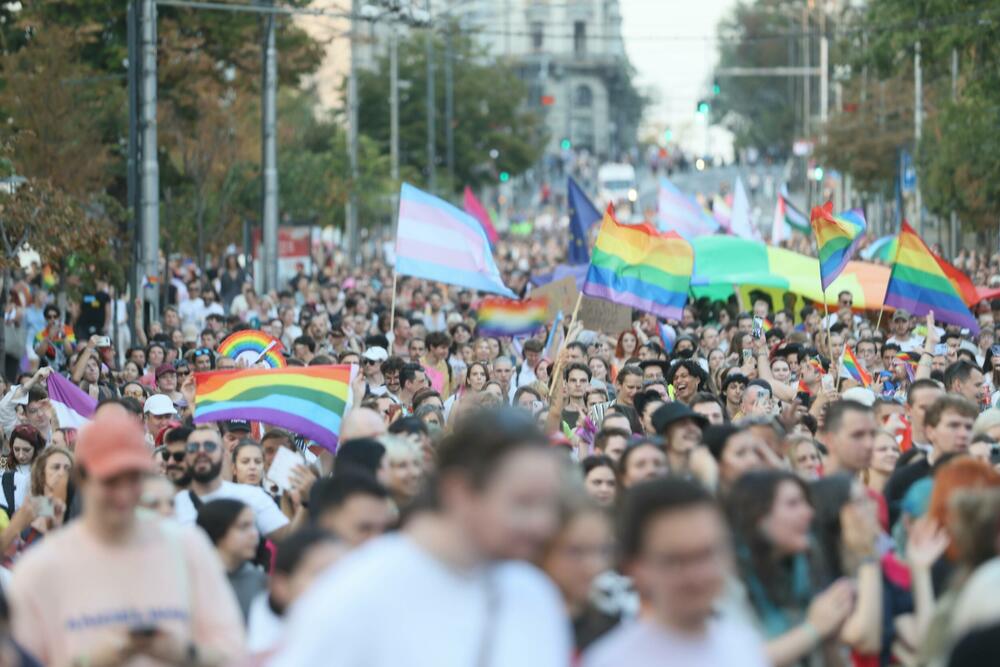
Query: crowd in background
0 232 998 666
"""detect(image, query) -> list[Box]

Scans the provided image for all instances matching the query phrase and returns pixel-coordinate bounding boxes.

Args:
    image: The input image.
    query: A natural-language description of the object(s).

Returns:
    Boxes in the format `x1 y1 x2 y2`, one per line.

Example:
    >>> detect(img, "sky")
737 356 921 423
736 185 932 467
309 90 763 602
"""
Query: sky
619 0 738 152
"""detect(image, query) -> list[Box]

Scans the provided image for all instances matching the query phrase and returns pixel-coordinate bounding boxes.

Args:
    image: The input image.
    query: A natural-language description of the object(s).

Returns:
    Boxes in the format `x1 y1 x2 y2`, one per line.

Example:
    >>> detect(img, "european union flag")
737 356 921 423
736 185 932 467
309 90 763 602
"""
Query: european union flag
567 177 600 264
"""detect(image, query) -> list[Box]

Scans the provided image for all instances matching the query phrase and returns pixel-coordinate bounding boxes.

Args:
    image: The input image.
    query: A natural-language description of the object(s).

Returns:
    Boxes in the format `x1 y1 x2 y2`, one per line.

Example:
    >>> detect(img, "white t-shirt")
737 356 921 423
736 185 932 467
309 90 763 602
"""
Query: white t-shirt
887 334 924 353
582 617 769 667
174 480 289 537
268 533 571 667
246 591 284 654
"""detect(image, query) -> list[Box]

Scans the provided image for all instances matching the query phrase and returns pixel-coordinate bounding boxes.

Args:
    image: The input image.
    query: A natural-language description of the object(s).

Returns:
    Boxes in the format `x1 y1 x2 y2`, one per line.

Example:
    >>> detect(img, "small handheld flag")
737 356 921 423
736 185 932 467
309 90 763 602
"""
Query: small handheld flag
47 372 96 429
217 330 287 368
476 297 549 337
810 201 867 291
839 346 872 387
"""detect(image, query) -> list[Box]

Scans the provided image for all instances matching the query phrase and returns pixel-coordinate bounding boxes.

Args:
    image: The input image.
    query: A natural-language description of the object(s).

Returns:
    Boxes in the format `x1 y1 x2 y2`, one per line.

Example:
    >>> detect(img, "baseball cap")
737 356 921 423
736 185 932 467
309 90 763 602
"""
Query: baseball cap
143 394 178 417
221 419 251 434
892 309 911 321
842 387 876 407
651 403 708 436
362 346 388 363
76 411 154 480
155 364 177 379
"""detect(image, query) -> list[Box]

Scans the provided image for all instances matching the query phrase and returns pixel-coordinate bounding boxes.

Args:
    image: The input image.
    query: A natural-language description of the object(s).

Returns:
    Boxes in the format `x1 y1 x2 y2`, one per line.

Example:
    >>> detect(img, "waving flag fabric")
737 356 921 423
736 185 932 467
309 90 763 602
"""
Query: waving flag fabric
584 205 694 320
772 189 810 244
839 346 872 387
194 366 352 452
811 201 867 291
462 186 499 246
476 297 549 337
396 183 514 297
47 372 96 429
566 177 599 264
656 177 719 239
728 177 758 240
884 222 978 332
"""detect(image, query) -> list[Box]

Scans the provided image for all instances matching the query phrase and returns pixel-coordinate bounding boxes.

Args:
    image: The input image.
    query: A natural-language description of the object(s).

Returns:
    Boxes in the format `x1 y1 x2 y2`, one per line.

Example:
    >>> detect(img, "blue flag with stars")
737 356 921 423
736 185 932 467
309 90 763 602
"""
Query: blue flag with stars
567 177 600 264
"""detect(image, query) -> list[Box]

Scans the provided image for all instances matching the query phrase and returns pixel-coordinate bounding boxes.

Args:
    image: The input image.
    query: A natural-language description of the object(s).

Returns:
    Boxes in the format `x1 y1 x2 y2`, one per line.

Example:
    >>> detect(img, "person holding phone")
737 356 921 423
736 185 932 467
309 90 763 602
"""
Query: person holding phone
8 411 245 666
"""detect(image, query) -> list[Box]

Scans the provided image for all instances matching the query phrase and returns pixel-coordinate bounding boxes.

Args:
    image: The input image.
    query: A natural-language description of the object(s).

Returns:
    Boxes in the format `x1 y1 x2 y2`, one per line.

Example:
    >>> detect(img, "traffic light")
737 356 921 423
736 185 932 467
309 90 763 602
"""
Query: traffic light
712 79 721 96
499 171 510 183
663 129 673 142
697 100 710 114
813 166 824 181
560 138 572 150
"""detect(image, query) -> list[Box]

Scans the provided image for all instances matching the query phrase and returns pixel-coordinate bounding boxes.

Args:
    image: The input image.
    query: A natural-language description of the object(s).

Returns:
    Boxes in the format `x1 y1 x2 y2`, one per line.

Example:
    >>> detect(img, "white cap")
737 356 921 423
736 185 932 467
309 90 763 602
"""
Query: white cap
362 346 388 362
144 394 178 416
841 387 876 407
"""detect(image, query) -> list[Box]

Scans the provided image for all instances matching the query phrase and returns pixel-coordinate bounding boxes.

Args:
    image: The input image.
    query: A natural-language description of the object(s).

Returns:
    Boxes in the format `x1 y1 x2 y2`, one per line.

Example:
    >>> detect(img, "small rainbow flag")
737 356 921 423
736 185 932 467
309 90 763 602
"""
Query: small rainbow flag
194 366 352 452
583 204 694 320
884 221 979 333
895 352 918 383
761 318 773 333
810 201 867 291
476 297 549 337
839 346 872 387
217 330 286 368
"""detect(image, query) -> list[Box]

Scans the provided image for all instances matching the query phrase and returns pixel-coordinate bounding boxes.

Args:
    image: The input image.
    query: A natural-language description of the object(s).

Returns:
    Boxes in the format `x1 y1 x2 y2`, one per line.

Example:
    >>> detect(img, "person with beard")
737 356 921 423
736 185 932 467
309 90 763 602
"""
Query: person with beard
172 425 291 541
161 425 193 490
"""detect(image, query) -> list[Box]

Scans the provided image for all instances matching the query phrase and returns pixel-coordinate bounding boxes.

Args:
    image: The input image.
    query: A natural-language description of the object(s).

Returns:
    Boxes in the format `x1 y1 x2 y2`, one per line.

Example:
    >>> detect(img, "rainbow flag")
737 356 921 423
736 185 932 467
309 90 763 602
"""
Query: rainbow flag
194 366 352 452
761 318 773 332
217 330 286 368
895 352 917 382
476 297 549 337
395 183 514 297
839 346 872 387
884 221 978 332
583 204 694 320
810 201 867 291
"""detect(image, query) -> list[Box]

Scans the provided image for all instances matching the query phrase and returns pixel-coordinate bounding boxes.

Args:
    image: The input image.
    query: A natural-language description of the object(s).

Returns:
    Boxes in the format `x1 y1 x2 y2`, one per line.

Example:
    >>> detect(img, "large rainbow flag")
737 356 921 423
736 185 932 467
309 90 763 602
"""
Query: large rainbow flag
194 366 352 452
583 204 694 320
884 222 978 332
810 202 867 291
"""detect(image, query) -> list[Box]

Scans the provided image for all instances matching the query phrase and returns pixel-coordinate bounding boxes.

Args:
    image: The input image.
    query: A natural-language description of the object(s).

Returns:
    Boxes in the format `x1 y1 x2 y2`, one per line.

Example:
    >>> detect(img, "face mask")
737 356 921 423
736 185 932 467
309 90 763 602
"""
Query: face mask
676 348 694 359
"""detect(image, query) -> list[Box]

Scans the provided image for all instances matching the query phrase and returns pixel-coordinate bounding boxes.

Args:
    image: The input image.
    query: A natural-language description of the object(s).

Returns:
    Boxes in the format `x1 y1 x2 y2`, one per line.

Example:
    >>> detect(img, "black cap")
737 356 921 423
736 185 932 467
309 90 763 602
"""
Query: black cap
651 402 708 436
221 419 252 433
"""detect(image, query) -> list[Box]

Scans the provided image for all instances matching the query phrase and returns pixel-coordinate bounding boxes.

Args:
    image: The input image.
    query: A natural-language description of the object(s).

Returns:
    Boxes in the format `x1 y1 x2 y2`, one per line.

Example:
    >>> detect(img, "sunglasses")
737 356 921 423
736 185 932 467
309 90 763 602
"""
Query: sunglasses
177 369 191 376
186 441 219 454
363 359 379 365
160 450 186 463
193 348 213 357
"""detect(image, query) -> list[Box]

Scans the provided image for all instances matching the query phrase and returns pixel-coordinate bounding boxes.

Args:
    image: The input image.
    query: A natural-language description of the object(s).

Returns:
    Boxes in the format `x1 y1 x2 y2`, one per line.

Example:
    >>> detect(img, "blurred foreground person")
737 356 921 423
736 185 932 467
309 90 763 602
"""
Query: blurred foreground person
583 477 768 667
8 411 244 666
270 408 571 666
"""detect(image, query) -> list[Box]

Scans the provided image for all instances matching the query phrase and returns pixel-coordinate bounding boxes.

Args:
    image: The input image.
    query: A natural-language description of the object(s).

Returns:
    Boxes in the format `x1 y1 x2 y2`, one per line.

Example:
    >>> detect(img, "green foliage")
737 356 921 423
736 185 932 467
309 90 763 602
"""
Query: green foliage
356 28 546 193
712 0 802 154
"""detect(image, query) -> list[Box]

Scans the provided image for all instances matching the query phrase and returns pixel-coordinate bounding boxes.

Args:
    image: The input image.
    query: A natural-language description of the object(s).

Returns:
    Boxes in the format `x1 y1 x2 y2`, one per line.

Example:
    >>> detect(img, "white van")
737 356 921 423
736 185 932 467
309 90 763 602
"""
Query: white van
597 163 638 207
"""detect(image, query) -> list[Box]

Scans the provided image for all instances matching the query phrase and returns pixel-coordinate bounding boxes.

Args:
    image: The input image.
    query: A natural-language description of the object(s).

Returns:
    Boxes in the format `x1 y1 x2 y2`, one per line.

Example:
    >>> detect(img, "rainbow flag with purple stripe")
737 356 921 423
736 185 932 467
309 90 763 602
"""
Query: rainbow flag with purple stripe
884 222 978 333
810 201 867 291
194 366 352 452
839 346 872 387
395 183 514 297
476 297 548 337
583 204 694 320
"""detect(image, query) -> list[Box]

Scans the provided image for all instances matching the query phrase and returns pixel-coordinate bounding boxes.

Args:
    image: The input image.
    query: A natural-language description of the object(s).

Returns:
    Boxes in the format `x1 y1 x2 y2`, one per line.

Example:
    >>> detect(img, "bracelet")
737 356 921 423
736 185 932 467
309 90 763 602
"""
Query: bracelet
801 620 821 647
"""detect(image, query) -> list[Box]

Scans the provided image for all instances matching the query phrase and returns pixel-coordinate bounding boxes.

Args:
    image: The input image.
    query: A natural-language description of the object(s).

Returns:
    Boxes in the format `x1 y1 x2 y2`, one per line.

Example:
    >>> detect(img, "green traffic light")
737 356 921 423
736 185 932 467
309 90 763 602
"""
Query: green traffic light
712 84 720 95
813 167 824 181
664 129 673 141
697 102 710 114
560 138 571 150
499 171 510 182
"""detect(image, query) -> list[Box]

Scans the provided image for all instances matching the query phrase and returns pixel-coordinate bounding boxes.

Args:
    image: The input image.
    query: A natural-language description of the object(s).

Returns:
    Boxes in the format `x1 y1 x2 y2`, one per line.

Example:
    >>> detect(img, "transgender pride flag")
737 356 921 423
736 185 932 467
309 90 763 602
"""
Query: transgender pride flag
656 177 719 240
47 372 96 429
395 183 514 297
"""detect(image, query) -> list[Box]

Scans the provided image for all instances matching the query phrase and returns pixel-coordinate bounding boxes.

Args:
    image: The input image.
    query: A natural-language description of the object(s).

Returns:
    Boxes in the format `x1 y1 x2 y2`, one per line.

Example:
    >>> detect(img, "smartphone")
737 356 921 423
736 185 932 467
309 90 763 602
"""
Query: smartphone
32 496 53 518
128 625 158 638
742 348 753 362
991 344 1000 357
752 316 764 339
934 343 948 356
821 374 835 392
95 336 111 348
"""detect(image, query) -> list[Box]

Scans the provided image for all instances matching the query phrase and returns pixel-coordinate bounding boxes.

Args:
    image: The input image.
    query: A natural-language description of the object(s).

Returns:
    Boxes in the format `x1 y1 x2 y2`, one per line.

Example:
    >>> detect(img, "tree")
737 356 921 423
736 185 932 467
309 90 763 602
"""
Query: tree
712 0 804 155
356 29 547 193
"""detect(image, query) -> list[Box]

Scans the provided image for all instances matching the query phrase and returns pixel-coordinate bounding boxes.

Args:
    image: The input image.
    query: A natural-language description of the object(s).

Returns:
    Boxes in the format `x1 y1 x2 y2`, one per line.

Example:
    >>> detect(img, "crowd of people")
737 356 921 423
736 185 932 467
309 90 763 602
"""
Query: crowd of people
0 234 998 667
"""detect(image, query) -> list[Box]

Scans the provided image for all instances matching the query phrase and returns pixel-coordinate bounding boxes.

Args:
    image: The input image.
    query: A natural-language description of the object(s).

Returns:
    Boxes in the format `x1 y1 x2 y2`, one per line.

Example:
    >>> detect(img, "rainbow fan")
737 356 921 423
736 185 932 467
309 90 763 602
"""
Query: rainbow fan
217 330 287 368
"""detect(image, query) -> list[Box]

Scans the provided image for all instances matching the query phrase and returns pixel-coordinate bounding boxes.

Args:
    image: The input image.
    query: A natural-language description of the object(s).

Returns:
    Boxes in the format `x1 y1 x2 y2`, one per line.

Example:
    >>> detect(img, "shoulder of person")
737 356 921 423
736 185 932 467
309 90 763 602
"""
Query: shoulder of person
10 520 82 579
580 620 649 667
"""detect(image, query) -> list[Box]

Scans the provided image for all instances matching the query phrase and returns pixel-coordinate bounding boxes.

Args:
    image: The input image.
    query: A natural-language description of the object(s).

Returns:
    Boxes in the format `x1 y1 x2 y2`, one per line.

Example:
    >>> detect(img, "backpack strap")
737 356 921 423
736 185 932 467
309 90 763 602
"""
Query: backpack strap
187 490 204 512
2 472 15 519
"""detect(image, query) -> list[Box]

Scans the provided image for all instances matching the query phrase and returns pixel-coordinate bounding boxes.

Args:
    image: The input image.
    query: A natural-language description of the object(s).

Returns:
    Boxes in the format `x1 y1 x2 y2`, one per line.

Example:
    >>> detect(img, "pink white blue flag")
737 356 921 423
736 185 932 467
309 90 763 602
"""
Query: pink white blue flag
396 183 514 297
656 177 719 239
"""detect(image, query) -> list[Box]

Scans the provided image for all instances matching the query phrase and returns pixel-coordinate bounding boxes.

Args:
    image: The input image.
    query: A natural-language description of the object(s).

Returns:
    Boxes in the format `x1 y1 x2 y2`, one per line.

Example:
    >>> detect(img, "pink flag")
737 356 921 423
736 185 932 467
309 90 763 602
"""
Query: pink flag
463 186 499 245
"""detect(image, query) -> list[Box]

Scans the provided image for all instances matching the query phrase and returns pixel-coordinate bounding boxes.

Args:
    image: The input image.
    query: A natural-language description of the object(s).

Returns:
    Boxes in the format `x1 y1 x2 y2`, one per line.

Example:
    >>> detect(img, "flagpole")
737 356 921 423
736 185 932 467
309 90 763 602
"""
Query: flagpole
875 306 886 334
549 293 583 387
389 271 399 337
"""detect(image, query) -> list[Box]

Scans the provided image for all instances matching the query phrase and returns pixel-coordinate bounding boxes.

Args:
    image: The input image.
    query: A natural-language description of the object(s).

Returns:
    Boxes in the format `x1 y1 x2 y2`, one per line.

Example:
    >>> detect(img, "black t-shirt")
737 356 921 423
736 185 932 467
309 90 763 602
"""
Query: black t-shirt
948 621 1000 667
75 291 110 338
883 455 932 528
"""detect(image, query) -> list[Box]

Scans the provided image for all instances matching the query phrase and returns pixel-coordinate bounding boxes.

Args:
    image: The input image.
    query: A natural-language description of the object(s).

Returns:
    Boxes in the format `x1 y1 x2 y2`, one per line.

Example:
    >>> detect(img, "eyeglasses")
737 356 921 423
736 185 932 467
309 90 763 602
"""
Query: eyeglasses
177 368 191 376
186 441 219 454
46 314 60 321
160 450 186 463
